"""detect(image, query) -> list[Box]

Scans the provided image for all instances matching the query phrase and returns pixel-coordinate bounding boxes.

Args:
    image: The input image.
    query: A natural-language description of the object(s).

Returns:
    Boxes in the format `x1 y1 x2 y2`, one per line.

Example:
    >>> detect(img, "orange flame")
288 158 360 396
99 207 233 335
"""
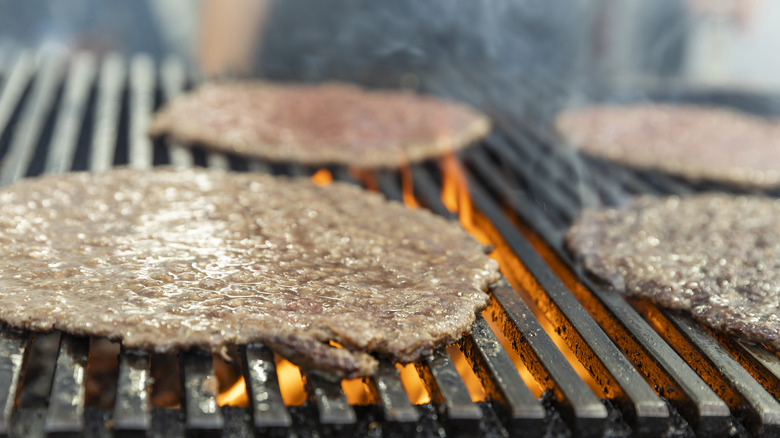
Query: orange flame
349 167 378 191
400 165 420 209
446 344 486 402
311 168 333 186
397 363 431 404
439 152 490 245
217 376 249 406
275 356 307 406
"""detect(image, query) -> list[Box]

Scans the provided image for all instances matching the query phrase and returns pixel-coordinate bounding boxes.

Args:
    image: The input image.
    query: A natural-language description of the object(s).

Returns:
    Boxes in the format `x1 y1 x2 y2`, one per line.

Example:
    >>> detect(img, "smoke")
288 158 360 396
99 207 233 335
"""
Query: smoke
259 0 591 120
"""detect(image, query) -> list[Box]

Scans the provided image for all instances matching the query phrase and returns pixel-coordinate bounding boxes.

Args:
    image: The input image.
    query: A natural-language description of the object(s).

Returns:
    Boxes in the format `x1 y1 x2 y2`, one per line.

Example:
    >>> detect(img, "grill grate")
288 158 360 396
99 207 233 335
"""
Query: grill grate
0 48 778 437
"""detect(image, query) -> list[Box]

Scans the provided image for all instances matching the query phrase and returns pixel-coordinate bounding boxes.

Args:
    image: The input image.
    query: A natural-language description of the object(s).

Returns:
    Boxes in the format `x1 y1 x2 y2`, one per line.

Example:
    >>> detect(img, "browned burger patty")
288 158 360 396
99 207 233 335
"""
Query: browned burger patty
148 82 491 168
0 168 500 377
565 194 780 348
555 103 780 188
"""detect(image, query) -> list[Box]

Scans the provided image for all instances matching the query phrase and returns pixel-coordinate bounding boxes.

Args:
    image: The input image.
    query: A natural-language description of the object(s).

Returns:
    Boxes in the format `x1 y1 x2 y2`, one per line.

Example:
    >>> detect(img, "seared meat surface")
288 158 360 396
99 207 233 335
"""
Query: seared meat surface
566 194 780 349
149 82 490 168
556 103 780 188
0 168 500 377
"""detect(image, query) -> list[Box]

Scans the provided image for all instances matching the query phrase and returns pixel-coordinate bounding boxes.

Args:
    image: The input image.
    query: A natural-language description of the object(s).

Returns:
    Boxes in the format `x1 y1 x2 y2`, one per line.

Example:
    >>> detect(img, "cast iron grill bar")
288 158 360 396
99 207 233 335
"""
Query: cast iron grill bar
89 53 124 172
304 372 356 430
160 56 195 168
44 333 88 437
489 285 608 437
0 53 63 186
416 346 483 433
0 51 36 156
113 350 151 437
375 170 403 202
459 315 547 435
730 341 780 397
369 362 420 425
465 144 733 435
247 160 270 174
462 168 671 437
286 162 307 177
205 152 230 170
465 145 562 240
43 53 96 174
410 164 456 219
241 344 292 432
479 137 577 228
129 54 155 169
663 310 780 437
180 350 225 434
0 327 28 438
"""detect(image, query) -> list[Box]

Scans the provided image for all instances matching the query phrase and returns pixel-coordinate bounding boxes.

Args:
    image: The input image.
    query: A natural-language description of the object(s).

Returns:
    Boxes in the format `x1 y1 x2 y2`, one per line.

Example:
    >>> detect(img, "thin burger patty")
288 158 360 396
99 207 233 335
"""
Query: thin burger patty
555 103 780 188
0 168 500 377
148 82 491 169
565 194 780 349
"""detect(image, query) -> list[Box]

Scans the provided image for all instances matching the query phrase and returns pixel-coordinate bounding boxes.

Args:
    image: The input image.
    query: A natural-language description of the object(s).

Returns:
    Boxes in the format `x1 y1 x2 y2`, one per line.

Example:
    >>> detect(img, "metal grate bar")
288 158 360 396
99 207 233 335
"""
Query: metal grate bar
0 327 29 437
375 170 403 202
663 311 780 437
416 346 482 433
113 350 151 437
489 285 607 437
464 173 670 437
241 344 291 431
369 362 419 425
459 315 547 435
247 160 270 174
0 52 36 150
89 53 125 172
731 341 780 398
634 170 696 196
128 54 155 169
468 142 733 435
331 166 359 185
160 56 194 168
0 54 63 186
205 152 230 170
305 372 356 432
286 163 307 177
44 333 89 437
410 164 456 219
43 53 96 174
180 351 224 434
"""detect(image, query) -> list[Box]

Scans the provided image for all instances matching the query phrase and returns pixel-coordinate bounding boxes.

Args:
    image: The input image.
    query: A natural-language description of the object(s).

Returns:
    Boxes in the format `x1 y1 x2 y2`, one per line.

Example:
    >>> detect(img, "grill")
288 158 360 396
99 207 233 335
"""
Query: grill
0 48 779 438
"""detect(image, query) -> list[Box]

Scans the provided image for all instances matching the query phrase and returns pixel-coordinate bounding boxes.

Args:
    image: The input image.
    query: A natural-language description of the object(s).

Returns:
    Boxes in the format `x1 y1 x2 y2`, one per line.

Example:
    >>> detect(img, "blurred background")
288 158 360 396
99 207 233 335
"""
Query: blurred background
0 0 779 114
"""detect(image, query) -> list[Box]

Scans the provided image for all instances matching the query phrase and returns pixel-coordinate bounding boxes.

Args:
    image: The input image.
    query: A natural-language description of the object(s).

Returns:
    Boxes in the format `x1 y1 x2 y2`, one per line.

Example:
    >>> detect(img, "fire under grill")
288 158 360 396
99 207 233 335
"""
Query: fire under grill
1 48 780 438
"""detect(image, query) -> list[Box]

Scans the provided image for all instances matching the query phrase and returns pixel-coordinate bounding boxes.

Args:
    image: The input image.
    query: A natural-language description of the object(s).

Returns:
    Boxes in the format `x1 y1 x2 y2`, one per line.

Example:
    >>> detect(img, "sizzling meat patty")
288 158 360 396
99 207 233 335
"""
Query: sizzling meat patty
555 103 780 188
0 168 500 377
148 82 491 168
565 194 780 348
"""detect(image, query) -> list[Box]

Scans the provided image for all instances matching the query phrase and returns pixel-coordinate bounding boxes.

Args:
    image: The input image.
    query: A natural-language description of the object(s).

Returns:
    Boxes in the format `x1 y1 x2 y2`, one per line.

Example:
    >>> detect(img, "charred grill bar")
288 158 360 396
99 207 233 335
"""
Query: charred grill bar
0 50 778 437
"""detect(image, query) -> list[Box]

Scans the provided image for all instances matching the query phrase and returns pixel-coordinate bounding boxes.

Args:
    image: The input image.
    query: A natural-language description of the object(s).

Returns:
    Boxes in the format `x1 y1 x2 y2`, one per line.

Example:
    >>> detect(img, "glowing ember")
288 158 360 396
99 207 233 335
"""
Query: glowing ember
311 168 333 186
216 376 249 407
